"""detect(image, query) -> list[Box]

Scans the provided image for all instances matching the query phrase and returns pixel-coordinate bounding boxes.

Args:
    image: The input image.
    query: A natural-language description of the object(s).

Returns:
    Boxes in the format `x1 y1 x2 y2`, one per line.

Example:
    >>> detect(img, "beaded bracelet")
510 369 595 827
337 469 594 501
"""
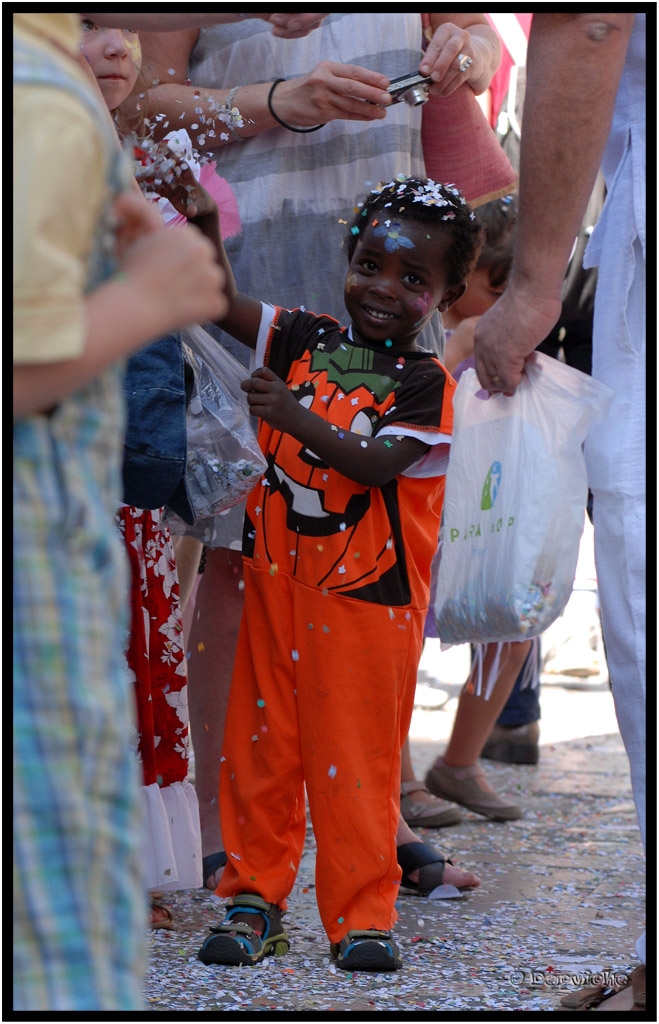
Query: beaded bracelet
267 78 325 133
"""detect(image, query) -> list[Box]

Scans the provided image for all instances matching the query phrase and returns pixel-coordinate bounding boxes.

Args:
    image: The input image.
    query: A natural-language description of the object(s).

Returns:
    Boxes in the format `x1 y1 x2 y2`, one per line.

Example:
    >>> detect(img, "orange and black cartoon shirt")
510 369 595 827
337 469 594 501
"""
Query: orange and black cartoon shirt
243 304 456 611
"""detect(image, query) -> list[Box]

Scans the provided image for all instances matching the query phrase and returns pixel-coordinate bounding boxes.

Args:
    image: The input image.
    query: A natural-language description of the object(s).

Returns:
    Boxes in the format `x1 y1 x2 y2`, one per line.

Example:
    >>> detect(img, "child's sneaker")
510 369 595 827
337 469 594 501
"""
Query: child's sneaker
331 929 402 972
197 893 289 966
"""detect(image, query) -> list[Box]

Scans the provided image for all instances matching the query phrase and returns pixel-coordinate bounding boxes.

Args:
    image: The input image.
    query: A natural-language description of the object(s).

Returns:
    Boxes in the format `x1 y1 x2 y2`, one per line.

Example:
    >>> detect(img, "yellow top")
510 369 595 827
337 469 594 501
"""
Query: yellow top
13 12 82 55
13 13 109 363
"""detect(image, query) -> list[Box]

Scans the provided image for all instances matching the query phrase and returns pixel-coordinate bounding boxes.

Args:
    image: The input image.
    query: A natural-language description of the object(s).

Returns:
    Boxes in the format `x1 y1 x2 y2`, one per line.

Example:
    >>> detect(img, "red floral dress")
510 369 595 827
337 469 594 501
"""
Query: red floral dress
116 507 201 890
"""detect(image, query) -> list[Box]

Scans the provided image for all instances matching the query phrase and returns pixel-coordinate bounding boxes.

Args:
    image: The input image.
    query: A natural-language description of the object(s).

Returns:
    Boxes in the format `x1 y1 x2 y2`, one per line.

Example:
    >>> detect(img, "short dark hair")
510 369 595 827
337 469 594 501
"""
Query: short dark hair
474 193 518 289
346 176 485 287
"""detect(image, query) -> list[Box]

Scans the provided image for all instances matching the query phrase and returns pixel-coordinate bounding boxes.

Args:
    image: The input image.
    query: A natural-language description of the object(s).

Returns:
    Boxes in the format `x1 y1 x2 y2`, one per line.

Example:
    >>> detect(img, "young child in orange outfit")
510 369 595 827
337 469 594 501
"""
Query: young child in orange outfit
196 176 484 972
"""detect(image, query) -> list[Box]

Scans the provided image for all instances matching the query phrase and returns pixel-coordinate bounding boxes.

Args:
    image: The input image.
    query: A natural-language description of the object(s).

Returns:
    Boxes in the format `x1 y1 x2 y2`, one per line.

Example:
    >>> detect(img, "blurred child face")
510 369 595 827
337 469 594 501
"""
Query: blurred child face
449 265 507 322
344 218 464 352
80 19 141 112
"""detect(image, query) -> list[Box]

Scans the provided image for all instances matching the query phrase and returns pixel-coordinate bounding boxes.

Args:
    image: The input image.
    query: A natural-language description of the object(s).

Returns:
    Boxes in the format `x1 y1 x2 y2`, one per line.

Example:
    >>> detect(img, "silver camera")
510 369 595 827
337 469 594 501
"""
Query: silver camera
387 72 432 106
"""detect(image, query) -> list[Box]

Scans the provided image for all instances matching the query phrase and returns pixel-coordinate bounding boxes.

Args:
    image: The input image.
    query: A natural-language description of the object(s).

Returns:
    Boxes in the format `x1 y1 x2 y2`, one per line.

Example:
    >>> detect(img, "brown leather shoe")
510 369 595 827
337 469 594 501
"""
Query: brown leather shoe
400 781 464 828
480 721 540 765
425 759 522 821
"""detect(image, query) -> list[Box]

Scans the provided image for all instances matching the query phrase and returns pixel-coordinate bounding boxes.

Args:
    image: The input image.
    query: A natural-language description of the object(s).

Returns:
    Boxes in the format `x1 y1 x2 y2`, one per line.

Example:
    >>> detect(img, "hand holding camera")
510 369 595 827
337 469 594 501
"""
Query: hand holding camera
387 73 433 106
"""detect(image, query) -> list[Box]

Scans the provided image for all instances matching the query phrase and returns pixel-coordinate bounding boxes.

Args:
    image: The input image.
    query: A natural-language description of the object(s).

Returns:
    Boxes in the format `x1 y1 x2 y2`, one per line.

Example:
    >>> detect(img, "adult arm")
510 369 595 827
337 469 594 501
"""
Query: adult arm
80 13 327 38
421 13 501 97
130 29 392 149
473 12 634 393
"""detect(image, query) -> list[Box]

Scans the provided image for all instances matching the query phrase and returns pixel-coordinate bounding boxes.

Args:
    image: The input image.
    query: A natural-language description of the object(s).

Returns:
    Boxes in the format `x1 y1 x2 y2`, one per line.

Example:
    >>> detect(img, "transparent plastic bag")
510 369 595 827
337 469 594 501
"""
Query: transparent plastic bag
161 323 265 536
433 352 613 644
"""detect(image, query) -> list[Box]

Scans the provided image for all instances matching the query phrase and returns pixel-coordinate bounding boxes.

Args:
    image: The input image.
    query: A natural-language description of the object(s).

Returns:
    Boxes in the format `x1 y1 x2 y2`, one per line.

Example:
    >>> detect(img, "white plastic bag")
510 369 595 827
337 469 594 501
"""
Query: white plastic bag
162 323 266 536
433 352 613 644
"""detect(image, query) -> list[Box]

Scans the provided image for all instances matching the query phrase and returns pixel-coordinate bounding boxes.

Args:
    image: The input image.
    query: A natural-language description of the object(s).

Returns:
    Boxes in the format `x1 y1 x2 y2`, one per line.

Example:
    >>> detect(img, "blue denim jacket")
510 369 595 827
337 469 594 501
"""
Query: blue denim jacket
122 333 195 523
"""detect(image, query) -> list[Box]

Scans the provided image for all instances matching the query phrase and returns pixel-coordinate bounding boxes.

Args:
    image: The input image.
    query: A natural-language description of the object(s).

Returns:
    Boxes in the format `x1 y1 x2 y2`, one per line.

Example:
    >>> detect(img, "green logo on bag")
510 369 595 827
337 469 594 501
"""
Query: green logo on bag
480 461 502 510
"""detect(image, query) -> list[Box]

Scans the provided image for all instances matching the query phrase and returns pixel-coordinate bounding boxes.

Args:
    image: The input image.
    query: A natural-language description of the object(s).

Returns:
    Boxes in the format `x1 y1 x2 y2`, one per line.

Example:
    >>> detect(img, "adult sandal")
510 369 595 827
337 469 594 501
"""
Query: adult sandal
481 721 540 765
559 964 646 1011
425 758 522 821
331 930 402 972
397 840 452 895
197 893 289 966
202 850 227 890
149 895 175 930
400 781 464 828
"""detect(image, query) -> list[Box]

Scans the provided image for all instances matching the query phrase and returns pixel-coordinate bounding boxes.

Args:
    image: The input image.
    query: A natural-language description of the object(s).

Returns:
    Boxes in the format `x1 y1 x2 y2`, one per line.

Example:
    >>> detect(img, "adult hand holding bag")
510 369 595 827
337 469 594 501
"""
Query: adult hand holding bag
434 352 613 644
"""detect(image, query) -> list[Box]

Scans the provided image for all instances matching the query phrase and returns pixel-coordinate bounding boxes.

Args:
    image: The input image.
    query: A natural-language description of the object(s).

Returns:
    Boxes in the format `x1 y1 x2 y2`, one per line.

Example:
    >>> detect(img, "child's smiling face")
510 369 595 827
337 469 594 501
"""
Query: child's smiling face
344 217 464 352
80 19 141 112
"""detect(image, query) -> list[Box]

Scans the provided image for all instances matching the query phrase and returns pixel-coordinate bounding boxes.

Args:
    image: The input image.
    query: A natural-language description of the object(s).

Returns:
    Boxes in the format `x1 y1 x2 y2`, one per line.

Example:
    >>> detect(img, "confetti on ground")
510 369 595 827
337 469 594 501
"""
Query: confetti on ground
427 884 464 900
148 733 643 1012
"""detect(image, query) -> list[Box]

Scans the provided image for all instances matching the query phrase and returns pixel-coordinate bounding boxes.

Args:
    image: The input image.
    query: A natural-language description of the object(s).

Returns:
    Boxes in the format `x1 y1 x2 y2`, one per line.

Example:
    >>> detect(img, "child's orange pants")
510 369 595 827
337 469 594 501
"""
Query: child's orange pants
217 564 424 943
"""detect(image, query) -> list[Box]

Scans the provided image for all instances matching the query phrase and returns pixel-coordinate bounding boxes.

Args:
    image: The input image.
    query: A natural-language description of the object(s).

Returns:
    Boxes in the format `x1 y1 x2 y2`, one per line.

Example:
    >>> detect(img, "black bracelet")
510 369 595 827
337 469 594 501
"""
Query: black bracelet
267 78 325 133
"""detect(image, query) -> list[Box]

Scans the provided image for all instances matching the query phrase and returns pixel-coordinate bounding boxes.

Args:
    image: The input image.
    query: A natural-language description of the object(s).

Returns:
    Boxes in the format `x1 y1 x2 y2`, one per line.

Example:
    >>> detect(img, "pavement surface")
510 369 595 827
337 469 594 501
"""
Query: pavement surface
145 523 646 1017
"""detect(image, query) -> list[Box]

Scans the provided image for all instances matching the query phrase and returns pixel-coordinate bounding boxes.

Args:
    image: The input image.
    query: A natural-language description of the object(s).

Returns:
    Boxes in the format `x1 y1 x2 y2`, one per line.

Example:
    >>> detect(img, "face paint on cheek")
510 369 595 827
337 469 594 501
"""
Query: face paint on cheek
126 35 142 75
412 291 435 330
413 292 432 317
345 272 358 291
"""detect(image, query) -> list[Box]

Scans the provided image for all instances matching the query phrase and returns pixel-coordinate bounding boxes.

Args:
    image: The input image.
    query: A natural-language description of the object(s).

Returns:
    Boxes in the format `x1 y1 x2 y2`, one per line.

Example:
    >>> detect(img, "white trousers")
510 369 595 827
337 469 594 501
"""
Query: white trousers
585 235 646 964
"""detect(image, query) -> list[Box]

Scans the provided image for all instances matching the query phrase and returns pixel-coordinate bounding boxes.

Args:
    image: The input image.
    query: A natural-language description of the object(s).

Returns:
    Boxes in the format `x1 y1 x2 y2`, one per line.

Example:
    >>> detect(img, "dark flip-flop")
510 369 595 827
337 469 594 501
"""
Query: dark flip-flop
396 841 450 894
202 850 227 889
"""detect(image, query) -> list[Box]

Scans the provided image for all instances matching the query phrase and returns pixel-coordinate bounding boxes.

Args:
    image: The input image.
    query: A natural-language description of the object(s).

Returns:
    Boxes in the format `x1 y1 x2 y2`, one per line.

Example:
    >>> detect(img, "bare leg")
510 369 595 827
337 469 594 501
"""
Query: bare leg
424 641 533 820
443 641 532 775
186 546 244 888
400 736 416 783
171 535 203 614
400 735 462 827
400 735 437 806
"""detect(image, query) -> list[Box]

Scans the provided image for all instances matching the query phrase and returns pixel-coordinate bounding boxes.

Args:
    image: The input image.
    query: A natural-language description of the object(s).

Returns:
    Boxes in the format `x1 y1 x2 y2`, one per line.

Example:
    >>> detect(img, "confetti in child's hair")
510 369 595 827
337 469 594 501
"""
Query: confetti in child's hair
368 175 476 220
